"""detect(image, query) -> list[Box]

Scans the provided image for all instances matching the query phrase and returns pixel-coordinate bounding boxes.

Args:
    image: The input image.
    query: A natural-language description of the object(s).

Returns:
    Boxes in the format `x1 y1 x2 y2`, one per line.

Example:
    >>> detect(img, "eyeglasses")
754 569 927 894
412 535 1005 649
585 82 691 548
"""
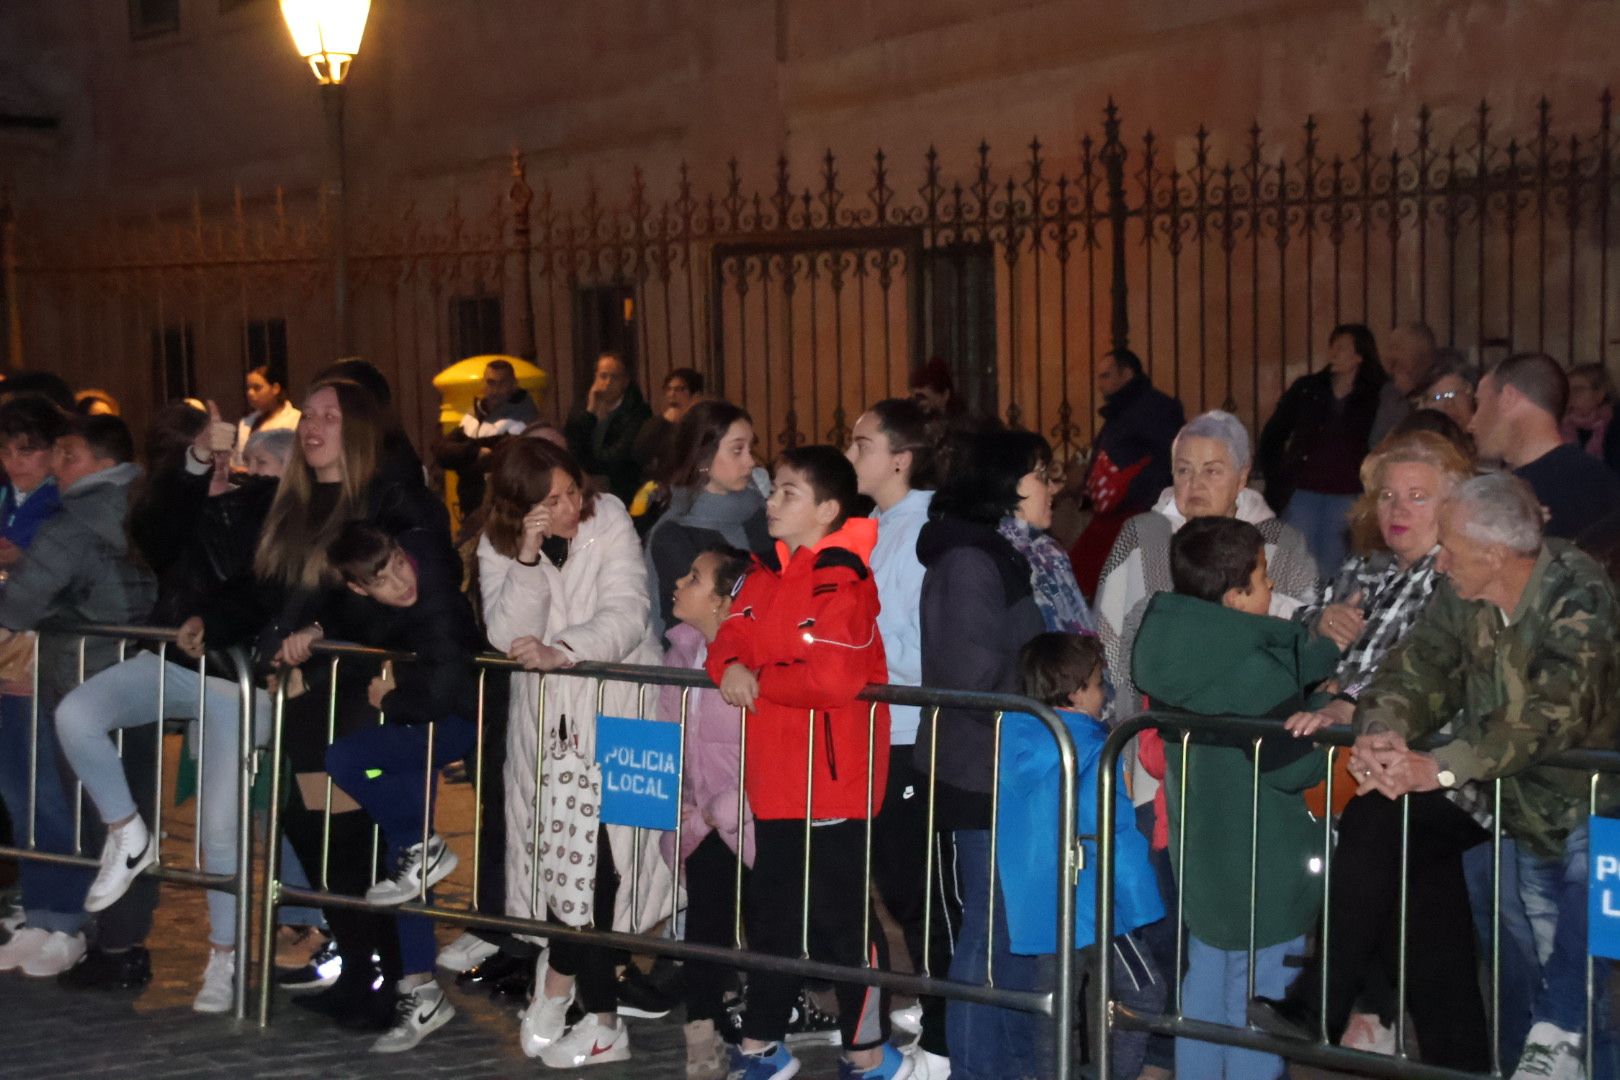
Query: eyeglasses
1420 388 1473 405
1034 464 1064 487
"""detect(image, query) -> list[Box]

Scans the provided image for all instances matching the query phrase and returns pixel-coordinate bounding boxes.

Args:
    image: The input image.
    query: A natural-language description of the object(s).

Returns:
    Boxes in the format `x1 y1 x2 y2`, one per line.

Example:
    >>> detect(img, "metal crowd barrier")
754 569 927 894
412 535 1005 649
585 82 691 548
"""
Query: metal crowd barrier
253 639 1085 1079
0 626 259 1018
1095 710 1620 1080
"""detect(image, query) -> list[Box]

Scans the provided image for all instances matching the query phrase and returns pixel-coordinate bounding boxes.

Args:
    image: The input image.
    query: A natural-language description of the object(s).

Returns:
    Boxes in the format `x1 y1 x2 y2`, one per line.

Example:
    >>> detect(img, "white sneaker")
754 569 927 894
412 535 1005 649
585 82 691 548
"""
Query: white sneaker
539 1014 631 1068
0 926 50 971
192 950 235 1014
520 983 575 1058
436 930 498 973
21 930 86 977
84 817 155 913
372 982 456 1053
1512 1021 1584 1080
891 1002 923 1036
365 835 457 906
904 1045 951 1080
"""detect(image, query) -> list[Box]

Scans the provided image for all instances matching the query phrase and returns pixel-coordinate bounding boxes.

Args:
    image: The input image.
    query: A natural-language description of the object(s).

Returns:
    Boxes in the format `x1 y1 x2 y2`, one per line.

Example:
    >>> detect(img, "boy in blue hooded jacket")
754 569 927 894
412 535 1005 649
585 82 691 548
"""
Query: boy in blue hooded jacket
998 632 1165 1079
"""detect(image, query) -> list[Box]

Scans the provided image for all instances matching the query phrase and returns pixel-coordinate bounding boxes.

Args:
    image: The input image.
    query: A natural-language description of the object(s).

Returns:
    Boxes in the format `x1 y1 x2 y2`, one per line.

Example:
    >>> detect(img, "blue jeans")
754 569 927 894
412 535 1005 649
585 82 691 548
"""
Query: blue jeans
325 717 477 976
1516 824 1617 1073
1282 489 1355 578
947 829 1042 1080
53 652 271 947
0 695 90 933
1461 837 1540 1065
1178 934 1303 1080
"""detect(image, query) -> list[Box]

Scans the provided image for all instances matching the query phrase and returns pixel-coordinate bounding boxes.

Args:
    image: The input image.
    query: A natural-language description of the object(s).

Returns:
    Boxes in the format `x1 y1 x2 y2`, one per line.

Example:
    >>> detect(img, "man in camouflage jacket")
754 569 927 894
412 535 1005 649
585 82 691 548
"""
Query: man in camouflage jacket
1253 473 1619 1074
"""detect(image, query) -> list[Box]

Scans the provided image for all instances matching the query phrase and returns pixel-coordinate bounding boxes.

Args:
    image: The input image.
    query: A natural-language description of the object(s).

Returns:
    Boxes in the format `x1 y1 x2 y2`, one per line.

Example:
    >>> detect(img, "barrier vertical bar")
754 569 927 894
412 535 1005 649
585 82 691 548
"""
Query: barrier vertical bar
1395 793 1412 1057
230 646 255 1019
801 706 816 958
1246 737 1262 1002
72 637 86 852
194 652 208 871
1587 771 1598 1080
26 633 39 847
1047 703 1078 1080
921 706 941 977
1319 746 1336 1044
418 717 436 903
1175 728 1190 1014
734 701 748 948
671 687 691 928
1491 779 1504 1076
987 710 1004 986
528 674 548 919
320 656 340 889
256 678 289 1026
862 700 878 964
152 643 168 859
471 669 486 910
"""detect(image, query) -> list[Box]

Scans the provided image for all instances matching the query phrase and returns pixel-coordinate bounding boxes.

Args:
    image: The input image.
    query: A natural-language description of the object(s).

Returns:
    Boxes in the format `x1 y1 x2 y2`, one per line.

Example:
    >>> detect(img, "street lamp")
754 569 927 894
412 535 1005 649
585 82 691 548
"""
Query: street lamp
279 0 372 352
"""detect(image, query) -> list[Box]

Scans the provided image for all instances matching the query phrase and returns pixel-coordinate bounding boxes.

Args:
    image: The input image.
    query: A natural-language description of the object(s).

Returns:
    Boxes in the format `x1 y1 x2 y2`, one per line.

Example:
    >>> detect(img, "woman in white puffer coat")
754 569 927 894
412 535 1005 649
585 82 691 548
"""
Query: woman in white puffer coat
477 438 668 1068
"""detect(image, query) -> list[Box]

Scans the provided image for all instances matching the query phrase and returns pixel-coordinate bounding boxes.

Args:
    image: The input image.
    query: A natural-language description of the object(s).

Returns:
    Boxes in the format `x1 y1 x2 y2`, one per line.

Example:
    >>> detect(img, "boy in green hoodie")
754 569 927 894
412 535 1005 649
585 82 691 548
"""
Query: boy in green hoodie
1131 517 1340 1080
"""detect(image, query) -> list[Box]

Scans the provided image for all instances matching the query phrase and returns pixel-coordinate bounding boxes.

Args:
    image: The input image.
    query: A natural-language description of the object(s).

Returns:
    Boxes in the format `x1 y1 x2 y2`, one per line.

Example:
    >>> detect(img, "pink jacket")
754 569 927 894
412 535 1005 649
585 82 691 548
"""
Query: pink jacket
658 623 755 868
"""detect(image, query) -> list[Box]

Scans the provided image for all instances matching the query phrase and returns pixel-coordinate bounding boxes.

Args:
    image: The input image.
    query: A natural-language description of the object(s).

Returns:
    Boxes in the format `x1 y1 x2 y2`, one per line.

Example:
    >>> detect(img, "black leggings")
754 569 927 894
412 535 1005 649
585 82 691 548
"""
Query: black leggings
1313 790 1490 1070
546 829 623 1014
683 832 750 1023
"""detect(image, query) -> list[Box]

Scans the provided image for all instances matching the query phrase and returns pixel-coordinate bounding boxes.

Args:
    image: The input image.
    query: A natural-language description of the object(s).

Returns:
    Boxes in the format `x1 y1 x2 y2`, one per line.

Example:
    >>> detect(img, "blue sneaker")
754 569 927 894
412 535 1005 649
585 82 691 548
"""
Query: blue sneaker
728 1041 801 1080
837 1043 914 1080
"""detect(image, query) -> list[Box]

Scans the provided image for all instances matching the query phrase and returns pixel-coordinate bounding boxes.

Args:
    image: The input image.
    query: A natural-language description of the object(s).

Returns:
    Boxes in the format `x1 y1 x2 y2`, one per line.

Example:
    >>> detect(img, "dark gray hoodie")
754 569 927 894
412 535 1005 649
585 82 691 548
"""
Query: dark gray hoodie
0 462 157 696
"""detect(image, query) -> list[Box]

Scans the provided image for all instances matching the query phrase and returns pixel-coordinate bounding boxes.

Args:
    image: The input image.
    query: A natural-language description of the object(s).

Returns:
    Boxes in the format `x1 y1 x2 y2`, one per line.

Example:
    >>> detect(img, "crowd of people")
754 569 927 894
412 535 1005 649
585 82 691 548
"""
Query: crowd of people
0 329 1612 1080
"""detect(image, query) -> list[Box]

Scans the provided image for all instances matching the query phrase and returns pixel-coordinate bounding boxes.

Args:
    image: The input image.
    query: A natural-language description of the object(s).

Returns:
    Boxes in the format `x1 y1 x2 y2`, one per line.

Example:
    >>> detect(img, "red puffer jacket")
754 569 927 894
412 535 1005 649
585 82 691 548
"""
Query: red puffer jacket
705 518 891 821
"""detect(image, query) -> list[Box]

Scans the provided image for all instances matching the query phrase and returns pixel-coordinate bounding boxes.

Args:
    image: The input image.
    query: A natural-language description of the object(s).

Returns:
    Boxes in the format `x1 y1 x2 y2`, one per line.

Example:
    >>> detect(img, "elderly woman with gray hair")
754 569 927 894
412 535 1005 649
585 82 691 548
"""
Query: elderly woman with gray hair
1096 409 1321 716
1093 409 1320 1075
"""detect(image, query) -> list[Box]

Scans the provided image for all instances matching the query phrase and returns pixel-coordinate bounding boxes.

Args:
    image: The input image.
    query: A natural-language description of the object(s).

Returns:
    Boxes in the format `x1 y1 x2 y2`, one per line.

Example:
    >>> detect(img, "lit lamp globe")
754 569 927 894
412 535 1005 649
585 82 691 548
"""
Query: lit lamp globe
279 0 372 85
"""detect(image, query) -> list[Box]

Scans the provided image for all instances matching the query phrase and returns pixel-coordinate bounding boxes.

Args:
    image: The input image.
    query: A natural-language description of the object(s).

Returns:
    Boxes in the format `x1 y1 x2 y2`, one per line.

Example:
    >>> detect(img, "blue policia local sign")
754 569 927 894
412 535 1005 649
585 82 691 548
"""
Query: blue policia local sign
1590 816 1620 961
595 715 682 831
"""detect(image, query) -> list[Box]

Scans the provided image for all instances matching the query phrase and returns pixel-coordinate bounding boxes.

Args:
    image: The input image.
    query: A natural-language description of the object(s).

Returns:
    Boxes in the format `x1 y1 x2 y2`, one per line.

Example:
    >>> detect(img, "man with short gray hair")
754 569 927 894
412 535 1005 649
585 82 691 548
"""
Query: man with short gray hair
1253 471 1620 1076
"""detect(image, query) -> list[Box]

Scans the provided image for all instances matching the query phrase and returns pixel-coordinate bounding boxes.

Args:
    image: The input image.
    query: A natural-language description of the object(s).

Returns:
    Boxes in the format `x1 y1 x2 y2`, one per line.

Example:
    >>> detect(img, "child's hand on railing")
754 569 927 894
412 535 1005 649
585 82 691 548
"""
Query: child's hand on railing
718 662 759 710
275 623 324 667
367 660 396 709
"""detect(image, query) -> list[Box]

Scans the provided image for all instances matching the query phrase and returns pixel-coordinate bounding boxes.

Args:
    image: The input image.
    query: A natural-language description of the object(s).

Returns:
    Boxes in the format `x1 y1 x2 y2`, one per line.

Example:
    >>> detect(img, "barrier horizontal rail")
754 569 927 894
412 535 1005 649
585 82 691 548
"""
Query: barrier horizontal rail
254 637 1084 1078
1096 709 1620 1080
0 625 258 1019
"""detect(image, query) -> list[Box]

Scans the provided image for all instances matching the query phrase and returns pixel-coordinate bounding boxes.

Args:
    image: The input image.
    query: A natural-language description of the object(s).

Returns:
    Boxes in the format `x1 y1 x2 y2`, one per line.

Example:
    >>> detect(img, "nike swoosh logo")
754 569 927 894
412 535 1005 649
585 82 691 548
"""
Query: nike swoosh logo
125 837 149 870
589 1040 616 1056
415 997 443 1025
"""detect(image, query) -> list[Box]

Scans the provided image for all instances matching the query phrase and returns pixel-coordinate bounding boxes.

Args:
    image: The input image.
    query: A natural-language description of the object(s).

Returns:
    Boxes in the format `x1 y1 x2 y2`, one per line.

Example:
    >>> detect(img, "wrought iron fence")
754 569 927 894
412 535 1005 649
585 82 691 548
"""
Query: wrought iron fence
4 92 1614 460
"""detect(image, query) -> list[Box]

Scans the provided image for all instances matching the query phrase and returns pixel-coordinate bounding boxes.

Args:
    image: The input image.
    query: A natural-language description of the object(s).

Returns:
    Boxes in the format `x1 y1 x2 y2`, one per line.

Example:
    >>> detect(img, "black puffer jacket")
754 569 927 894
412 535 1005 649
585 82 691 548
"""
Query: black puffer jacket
914 516 1046 830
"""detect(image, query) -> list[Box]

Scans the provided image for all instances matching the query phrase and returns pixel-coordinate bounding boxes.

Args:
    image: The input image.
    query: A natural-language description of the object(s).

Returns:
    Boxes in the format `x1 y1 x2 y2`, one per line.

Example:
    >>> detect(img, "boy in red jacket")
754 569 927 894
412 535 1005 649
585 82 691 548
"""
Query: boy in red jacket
709 445 906 1080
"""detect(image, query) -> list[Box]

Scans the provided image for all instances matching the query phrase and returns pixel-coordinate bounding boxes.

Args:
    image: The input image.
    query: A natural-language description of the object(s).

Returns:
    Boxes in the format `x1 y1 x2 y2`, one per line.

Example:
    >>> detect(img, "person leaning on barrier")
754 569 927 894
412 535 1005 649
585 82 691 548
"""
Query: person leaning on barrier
1251 472 1620 1078
707 445 904 1080
0 416 157 984
479 437 667 1069
0 397 88 975
319 521 487 1054
259 377 460 1033
1132 516 1342 1080
914 429 1051 1080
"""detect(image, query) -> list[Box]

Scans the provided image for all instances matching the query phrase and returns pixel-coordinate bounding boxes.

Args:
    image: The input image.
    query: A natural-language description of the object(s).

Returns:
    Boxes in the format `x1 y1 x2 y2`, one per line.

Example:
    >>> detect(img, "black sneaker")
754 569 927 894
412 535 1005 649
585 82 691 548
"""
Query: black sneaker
784 988 840 1046
278 937 342 992
57 946 152 991
718 992 747 1046
615 962 679 1019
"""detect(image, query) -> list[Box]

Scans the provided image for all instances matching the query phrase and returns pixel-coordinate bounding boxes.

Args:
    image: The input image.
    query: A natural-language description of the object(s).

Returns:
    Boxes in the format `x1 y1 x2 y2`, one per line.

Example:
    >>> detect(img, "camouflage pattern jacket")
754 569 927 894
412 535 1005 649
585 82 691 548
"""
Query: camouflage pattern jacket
1355 540 1620 857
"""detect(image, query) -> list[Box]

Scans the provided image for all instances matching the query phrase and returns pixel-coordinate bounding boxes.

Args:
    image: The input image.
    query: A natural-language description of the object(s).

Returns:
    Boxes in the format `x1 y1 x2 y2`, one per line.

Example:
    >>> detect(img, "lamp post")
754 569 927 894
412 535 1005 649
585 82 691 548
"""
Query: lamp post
278 0 371 355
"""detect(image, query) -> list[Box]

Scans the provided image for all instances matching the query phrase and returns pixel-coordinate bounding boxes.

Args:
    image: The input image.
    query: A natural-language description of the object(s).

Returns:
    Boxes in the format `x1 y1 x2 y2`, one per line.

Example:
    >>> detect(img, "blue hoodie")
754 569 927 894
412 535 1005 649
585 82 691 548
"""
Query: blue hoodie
995 708 1163 954
0 479 62 552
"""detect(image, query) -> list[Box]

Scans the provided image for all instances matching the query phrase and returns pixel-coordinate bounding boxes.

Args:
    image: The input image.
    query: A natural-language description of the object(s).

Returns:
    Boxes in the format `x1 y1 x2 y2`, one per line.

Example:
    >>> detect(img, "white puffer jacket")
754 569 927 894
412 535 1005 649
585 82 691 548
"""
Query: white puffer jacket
479 494 671 931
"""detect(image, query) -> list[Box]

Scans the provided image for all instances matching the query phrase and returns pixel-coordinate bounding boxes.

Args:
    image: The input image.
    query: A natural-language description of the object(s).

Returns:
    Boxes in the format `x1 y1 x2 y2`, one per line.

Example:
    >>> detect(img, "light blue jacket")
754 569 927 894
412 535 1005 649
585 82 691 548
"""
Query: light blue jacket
869 489 932 745
996 709 1164 954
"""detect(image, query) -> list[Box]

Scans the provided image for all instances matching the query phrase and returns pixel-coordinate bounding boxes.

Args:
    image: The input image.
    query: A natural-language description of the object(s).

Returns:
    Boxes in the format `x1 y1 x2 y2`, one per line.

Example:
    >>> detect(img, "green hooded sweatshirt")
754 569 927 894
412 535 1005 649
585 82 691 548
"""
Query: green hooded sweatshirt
1131 591 1340 950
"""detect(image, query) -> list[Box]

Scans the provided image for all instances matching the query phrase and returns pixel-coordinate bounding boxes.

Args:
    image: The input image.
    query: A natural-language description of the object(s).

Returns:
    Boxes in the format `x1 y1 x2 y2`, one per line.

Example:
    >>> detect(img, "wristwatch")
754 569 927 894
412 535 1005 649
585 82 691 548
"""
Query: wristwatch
1436 766 1457 789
